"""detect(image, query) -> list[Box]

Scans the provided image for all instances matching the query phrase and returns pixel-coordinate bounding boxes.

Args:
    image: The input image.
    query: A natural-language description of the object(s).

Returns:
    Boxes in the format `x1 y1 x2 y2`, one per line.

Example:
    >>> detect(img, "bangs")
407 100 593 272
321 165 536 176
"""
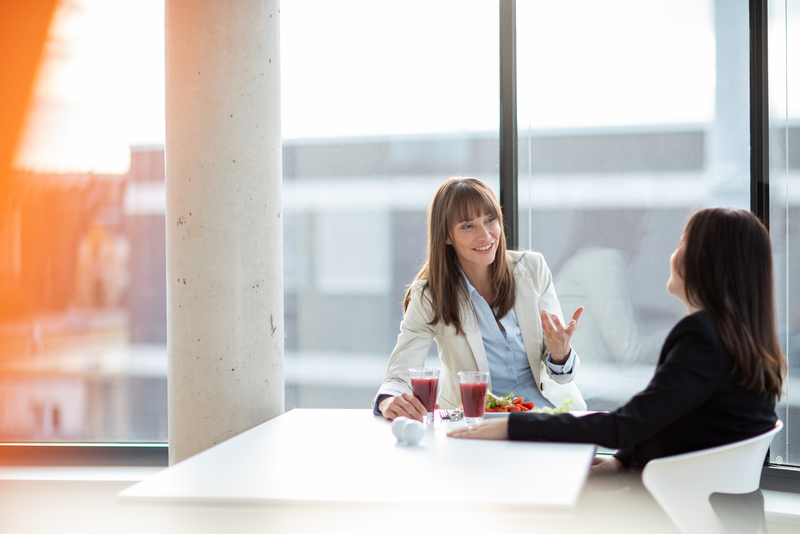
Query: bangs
447 184 500 229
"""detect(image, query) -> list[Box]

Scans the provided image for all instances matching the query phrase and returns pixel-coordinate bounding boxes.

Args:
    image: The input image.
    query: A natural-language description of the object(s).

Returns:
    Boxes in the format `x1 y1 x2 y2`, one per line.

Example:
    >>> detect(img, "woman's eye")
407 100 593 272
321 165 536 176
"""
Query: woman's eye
486 217 496 223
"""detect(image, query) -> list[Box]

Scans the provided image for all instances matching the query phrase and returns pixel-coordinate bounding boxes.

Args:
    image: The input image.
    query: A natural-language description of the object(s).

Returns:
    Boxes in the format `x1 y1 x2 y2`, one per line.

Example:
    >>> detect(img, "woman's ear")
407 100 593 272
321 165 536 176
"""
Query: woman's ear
445 236 452 245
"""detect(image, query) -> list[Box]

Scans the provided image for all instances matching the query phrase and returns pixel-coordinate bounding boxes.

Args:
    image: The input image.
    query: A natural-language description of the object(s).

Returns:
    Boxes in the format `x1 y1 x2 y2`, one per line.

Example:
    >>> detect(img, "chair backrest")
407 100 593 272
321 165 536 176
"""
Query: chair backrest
641 420 783 534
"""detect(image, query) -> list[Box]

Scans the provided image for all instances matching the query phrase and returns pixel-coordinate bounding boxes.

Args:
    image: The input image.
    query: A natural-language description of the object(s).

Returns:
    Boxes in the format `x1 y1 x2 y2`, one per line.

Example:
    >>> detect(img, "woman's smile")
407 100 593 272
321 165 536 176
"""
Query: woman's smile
446 211 501 271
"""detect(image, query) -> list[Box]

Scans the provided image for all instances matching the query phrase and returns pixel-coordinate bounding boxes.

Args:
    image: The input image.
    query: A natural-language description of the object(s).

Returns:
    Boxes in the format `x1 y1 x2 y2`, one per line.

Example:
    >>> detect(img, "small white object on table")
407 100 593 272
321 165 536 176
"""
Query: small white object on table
391 416 425 445
119 409 595 509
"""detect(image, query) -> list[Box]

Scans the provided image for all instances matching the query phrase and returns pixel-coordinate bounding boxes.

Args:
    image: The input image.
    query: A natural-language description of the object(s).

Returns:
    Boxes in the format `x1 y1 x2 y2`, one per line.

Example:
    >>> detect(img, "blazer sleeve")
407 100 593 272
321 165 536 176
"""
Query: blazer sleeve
507 316 725 450
523 251 566 363
376 282 437 398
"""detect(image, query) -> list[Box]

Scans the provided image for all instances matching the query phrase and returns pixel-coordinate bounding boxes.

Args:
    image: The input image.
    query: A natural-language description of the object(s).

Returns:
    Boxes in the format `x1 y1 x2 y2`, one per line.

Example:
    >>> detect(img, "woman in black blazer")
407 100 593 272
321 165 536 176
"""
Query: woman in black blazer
450 208 785 477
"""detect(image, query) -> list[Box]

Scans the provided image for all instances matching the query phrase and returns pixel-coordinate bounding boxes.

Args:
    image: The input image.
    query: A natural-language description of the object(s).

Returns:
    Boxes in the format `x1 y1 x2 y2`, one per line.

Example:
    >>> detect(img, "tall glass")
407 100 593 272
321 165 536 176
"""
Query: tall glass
458 371 489 426
409 368 440 424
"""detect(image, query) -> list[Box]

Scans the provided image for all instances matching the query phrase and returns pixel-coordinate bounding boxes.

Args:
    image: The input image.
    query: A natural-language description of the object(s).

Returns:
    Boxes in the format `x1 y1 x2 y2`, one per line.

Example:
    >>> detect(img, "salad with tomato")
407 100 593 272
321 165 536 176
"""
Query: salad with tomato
484 392 573 414
485 392 534 412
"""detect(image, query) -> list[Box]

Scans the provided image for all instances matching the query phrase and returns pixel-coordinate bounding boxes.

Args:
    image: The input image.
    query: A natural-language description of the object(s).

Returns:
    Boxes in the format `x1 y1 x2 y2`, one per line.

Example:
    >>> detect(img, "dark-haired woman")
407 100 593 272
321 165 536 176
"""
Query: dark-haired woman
374 176 586 421
450 207 784 478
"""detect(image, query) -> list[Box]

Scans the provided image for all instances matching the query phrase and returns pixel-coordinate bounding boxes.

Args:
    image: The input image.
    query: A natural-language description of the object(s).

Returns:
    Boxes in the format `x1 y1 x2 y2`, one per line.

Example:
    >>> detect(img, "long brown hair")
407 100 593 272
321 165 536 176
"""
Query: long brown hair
404 177 516 336
679 208 785 399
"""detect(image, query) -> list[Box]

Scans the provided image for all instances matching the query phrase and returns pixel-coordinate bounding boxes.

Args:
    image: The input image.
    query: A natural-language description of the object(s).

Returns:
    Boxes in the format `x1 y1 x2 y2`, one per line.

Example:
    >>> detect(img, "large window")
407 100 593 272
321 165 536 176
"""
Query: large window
516 0 751 408
281 0 500 409
1 0 166 442
1 0 798 477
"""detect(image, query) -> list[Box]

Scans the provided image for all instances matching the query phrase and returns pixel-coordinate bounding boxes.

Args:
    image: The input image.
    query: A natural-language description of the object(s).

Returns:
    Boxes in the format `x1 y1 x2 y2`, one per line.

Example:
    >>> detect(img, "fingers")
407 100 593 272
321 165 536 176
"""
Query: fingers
569 306 584 326
447 419 509 440
542 307 584 333
384 393 427 422
540 310 557 337
588 456 605 476
540 309 565 345
542 307 584 361
588 455 623 477
540 309 562 332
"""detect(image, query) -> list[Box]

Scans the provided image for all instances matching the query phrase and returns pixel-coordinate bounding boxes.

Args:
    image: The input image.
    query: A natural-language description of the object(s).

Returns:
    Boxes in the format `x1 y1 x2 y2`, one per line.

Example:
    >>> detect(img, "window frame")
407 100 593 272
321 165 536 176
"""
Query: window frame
749 0 798 489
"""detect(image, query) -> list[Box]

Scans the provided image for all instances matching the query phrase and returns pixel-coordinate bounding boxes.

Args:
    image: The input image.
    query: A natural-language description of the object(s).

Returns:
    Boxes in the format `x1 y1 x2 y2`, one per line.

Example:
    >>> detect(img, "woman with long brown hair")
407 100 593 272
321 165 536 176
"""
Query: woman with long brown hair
451 208 785 477
374 177 586 420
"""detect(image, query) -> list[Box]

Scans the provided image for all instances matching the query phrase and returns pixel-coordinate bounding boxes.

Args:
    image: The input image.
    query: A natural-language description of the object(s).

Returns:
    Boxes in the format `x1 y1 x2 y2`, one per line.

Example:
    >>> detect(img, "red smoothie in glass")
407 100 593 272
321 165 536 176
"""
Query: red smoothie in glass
459 381 488 418
411 376 439 411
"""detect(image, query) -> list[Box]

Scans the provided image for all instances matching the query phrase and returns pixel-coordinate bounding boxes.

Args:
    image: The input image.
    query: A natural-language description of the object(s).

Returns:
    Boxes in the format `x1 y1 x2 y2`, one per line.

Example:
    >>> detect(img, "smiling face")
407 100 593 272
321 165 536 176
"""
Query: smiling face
445 210 501 274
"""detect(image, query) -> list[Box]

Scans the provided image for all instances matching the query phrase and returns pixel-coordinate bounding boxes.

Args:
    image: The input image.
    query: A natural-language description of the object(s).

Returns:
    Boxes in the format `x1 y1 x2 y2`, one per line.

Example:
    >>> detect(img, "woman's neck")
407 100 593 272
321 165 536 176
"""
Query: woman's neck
461 263 494 303
680 296 701 315
686 303 702 314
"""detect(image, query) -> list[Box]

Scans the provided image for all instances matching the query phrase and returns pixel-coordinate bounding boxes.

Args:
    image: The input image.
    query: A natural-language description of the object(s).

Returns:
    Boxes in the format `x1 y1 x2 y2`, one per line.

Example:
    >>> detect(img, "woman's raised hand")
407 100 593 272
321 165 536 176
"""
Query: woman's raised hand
541 306 584 363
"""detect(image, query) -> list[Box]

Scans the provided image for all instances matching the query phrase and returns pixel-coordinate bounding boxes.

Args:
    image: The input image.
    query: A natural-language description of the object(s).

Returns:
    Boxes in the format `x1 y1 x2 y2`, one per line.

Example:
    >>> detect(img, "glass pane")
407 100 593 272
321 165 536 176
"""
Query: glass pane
516 0 750 411
281 0 499 409
768 0 800 467
1 0 166 442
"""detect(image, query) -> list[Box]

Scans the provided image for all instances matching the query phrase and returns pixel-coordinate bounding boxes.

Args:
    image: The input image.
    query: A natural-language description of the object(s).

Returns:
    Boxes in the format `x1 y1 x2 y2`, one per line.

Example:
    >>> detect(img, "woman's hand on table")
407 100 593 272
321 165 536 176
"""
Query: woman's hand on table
541 306 584 363
589 455 623 476
379 393 438 422
447 417 509 440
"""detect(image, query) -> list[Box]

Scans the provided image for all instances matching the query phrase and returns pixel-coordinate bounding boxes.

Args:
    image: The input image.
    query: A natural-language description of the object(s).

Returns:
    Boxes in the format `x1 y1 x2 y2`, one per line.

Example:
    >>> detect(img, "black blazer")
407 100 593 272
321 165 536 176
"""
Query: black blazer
507 311 777 471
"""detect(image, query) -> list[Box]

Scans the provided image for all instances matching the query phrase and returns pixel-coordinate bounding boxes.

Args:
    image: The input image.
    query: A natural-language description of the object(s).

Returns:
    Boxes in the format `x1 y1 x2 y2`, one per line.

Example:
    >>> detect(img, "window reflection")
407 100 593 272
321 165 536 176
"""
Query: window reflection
0 166 167 442
516 0 751 411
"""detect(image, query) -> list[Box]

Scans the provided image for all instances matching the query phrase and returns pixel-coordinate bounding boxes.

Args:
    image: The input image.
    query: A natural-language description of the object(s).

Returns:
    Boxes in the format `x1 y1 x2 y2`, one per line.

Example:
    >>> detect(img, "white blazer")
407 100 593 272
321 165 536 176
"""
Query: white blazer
377 250 586 411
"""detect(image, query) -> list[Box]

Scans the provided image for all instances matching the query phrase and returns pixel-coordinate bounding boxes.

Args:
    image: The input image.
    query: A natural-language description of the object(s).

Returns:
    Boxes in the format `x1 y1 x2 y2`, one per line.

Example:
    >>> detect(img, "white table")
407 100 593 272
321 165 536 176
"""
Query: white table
119 409 596 509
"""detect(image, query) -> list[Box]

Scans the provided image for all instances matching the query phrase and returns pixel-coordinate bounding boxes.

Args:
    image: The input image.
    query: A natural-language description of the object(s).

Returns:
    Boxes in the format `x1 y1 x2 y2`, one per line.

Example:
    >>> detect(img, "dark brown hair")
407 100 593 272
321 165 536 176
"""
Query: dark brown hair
679 208 785 399
404 177 515 336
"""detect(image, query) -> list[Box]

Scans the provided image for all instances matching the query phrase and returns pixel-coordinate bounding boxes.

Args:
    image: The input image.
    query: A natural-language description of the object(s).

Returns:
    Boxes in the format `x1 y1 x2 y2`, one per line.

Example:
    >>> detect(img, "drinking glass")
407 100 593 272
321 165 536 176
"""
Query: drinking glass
409 368 439 424
458 371 489 426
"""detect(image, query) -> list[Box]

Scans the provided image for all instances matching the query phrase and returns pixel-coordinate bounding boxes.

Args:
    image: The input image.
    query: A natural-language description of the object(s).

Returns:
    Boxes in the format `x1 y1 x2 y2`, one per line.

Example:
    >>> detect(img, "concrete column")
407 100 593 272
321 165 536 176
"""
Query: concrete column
165 0 283 464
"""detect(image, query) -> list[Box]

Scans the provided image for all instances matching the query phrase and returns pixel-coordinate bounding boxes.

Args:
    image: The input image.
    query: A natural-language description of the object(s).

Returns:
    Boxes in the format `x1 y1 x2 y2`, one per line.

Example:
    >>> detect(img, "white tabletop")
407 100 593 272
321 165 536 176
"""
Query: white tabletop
119 409 596 509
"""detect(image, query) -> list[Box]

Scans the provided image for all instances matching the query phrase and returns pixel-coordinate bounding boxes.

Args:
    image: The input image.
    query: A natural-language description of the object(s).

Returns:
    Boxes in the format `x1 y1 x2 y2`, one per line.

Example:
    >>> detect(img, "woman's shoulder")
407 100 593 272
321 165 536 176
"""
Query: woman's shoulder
664 311 727 358
406 279 433 306
402 279 436 322
507 249 554 283
409 278 428 290
661 312 750 391
671 311 718 336
507 249 547 269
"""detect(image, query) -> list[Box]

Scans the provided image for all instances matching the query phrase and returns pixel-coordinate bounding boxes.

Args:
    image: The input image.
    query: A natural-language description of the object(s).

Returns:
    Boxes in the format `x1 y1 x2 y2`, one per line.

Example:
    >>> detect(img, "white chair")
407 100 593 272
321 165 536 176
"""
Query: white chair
641 420 783 534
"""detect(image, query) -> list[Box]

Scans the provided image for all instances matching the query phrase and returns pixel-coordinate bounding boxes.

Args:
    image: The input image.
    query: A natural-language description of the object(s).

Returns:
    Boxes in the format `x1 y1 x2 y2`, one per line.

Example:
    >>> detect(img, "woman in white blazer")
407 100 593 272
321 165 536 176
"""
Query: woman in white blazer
375 177 586 420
